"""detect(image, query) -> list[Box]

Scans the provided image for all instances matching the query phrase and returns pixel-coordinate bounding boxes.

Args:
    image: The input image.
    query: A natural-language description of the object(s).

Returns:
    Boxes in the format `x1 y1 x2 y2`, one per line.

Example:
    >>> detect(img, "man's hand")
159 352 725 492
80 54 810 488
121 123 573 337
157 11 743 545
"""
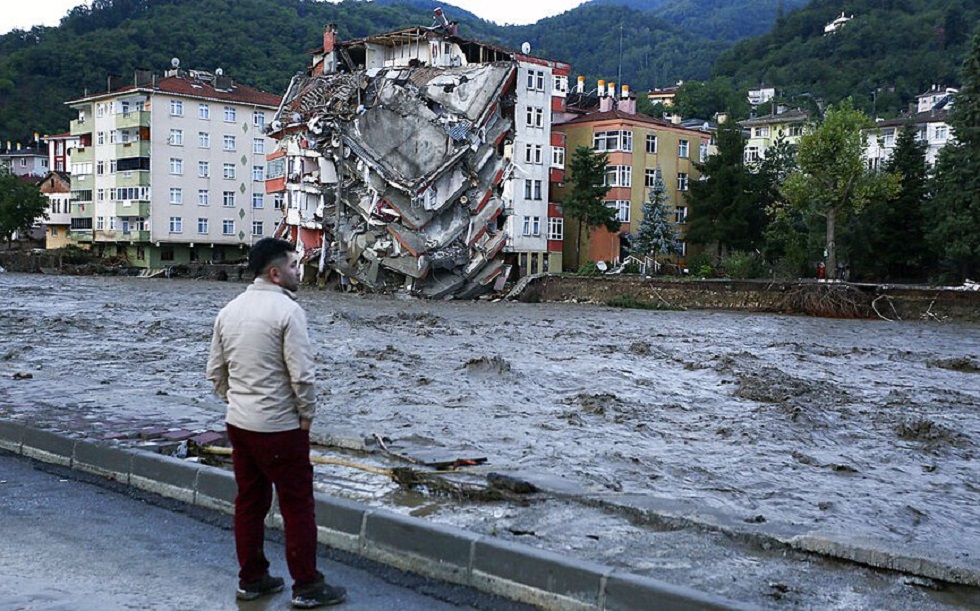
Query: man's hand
299 418 312 431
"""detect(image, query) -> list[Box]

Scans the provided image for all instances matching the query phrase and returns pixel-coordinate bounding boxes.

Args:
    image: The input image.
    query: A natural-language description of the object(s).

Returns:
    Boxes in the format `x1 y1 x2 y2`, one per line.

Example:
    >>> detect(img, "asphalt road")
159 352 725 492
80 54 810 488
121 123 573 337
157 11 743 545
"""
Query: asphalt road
0 451 532 611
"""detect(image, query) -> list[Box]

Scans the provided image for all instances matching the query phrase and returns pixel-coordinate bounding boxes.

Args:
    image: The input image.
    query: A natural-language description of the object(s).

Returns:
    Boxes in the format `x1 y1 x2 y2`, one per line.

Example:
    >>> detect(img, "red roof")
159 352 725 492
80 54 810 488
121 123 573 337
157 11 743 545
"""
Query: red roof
69 74 281 108
560 108 708 136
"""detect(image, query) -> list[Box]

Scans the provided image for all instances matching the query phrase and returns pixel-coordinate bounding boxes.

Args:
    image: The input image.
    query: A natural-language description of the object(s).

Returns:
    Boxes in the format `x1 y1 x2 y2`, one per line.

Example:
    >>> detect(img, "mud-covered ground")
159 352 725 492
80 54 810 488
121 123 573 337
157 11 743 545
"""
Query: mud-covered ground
2 273 979 609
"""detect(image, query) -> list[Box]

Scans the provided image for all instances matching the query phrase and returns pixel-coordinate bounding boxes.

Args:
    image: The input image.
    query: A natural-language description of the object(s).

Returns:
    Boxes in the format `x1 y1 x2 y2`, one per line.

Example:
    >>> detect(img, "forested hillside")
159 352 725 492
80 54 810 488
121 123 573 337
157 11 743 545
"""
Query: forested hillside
585 0 810 40
713 0 979 116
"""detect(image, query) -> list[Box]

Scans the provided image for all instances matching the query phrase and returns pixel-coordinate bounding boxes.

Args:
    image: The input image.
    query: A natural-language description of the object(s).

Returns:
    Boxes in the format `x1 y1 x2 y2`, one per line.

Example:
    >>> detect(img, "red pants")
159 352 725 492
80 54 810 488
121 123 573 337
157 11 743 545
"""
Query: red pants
227 424 319 586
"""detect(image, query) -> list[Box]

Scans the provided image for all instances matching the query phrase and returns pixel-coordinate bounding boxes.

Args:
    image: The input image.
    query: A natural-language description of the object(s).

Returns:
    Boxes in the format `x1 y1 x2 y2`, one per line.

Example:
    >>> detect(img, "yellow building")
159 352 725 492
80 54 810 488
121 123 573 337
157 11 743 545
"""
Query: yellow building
553 100 711 270
739 108 810 166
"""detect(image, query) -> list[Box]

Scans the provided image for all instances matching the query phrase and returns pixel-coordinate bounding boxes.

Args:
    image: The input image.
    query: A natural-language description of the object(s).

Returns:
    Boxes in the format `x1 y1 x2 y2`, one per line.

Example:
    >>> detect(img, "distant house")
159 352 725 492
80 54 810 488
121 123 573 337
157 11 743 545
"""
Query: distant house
647 82 682 108
864 85 957 169
0 145 48 178
38 171 72 249
738 108 810 165
747 86 776 108
824 11 853 35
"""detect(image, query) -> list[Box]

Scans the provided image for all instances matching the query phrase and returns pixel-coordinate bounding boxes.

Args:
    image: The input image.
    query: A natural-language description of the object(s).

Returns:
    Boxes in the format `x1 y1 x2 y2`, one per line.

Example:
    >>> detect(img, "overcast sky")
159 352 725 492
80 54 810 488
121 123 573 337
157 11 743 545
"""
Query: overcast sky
0 1 588 35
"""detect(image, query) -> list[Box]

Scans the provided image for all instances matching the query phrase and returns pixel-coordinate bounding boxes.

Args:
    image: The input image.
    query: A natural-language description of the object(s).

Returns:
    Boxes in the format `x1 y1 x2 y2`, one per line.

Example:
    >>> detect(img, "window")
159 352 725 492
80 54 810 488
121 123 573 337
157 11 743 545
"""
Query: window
198 161 210 177
678 139 689 158
160 246 175 261
96 103 105 118
593 130 632 152
604 165 631 187
169 129 183 146
223 191 235 207
646 134 657 154
745 146 761 163
222 219 235 235
644 168 659 188
677 172 689 191
198 190 210 206
96 161 105 175
524 144 543 165
675 206 688 224
109 131 118 144
674 240 688 256
522 216 531 236
551 146 565 168
553 74 568 94
251 220 264 236
253 138 265 154
252 165 264 182
548 216 563 241
253 111 265 127
199 132 210 148
524 179 543 200
169 158 183 175
525 106 544 128
199 103 210 120
883 132 895 147
789 125 804 137
97 131 105 145
170 99 183 116
223 106 236 122
273 193 285 210
197 218 209 234
524 179 532 200
606 200 630 223
754 126 770 138
700 143 709 163
169 187 182 204
223 135 236 151
109 216 117 230
169 216 183 233
252 194 264 209
935 125 948 140
96 216 105 230
534 180 542 200
223 163 236 179
526 70 546 91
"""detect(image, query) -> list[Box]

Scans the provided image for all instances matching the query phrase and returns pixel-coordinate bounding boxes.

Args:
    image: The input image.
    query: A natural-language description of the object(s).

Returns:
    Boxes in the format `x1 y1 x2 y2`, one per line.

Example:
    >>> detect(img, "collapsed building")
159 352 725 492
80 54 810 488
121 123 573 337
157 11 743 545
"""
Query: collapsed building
266 11 570 298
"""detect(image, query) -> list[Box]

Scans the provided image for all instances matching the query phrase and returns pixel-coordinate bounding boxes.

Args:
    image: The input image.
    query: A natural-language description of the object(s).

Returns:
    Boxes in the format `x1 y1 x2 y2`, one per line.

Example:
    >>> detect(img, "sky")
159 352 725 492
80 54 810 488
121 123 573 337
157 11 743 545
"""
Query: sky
0 0 588 35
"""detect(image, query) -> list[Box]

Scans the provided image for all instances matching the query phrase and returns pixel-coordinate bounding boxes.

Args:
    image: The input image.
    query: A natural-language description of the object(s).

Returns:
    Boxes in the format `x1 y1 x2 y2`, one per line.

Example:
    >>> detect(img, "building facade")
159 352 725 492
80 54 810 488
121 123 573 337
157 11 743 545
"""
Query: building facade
864 85 956 169
66 67 281 268
738 108 810 166
38 171 72 249
0 145 48 178
554 92 711 269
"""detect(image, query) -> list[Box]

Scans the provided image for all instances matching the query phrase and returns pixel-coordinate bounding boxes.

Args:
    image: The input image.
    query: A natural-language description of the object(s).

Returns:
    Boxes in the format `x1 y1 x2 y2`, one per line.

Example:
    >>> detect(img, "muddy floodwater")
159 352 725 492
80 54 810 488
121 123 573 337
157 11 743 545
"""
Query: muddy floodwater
2 273 979 609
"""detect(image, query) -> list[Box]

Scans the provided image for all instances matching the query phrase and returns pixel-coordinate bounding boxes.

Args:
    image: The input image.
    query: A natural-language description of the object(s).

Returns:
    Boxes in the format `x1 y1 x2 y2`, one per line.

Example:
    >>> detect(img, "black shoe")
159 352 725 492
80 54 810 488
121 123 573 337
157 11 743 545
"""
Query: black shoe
236 574 285 601
291 580 347 608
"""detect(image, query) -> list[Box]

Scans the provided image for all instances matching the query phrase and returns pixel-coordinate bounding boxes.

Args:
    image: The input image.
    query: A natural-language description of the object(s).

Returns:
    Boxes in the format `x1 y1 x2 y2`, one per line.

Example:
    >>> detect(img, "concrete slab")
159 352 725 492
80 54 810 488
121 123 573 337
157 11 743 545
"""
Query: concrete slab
363 509 478 584
0 419 25 453
21 427 74 467
73 441 133 484
130 451 199 504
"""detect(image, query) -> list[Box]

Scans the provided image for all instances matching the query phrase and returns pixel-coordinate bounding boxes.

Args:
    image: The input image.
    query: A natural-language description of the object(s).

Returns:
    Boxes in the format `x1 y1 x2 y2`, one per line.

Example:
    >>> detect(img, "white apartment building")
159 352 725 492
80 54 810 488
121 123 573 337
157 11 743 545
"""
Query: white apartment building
865 85 957 169
67 67 281 268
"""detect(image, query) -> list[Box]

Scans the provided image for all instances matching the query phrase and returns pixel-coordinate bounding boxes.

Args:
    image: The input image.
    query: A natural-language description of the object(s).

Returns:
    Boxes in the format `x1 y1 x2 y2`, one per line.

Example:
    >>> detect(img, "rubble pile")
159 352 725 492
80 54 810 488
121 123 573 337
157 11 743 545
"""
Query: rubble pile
269 61 518 299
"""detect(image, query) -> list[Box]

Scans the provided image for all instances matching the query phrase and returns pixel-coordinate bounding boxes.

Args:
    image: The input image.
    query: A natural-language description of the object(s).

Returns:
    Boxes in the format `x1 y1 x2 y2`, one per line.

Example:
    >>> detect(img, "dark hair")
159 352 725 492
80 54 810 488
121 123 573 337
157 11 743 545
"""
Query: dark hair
248 238 295 276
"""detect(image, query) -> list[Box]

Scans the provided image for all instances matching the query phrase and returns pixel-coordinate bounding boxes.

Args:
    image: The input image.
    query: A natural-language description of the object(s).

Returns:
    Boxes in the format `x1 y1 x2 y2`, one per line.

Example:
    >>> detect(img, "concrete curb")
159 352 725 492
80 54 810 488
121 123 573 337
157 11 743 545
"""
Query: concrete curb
0 424 749 610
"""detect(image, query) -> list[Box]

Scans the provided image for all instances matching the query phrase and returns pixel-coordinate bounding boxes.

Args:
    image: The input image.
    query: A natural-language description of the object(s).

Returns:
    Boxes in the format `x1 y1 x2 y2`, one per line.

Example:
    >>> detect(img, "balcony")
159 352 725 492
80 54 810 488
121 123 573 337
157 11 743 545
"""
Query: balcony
115 110 150 130
114 141 151 158
69 230 93 243
114 200 150 217
124 230 151 242
70 118 92 136
71 147 94 165
115 170 151 188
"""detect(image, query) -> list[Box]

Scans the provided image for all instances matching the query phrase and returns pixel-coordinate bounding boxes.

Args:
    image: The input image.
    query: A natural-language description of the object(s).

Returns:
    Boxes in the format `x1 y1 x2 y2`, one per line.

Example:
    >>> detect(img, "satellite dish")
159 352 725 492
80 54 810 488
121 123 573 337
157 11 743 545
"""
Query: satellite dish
521 42 531 54
171 57 180 68
215 68 223 76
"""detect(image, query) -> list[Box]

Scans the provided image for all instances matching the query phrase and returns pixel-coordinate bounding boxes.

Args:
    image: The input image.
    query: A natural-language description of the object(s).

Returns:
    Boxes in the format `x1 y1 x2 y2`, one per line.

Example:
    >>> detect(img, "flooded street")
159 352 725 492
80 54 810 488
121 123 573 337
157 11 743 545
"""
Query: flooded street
2 272 979 609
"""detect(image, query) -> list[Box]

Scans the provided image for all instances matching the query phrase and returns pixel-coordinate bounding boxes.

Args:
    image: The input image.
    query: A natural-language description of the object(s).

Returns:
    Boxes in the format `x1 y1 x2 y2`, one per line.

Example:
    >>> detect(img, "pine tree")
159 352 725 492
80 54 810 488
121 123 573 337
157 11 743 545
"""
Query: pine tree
928 29 980 282
632 167 679 267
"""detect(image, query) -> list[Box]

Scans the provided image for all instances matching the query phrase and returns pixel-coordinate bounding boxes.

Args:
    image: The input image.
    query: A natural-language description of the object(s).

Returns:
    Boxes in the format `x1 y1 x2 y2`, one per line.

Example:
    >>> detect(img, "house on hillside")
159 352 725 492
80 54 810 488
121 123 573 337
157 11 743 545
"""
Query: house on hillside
739 108 810 165
864 85 957 169
65 65 281 267
0 144 48 178
824 11 853 35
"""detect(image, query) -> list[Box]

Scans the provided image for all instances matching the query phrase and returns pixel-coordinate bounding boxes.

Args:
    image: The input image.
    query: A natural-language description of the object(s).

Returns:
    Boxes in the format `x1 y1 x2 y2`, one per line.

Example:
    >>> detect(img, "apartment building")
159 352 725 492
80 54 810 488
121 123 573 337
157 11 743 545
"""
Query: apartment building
554 86 711 268
739 108 810 165
66 66 281 268
864 85 957 169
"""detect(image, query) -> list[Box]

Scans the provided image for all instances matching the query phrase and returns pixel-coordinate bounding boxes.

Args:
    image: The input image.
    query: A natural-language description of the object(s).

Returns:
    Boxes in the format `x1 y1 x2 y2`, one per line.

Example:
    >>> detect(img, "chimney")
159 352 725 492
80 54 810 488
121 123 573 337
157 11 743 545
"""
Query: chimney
608 82 615 98
577 76 585 94
616 85 636 115
323 24 337 53
671 114 681 124
597 80 606 97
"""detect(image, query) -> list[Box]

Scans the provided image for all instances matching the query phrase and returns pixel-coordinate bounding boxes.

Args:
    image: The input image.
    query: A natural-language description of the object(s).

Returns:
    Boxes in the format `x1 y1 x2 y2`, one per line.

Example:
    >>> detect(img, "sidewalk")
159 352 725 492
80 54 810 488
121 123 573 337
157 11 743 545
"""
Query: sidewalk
0 421 744 611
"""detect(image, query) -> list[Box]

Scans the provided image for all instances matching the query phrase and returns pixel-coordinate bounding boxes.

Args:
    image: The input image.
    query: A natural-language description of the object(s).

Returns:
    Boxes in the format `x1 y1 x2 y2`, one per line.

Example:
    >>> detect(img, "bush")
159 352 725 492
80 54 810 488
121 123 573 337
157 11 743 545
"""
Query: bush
575 261 601 276
721 251 765 279
686 252 713 277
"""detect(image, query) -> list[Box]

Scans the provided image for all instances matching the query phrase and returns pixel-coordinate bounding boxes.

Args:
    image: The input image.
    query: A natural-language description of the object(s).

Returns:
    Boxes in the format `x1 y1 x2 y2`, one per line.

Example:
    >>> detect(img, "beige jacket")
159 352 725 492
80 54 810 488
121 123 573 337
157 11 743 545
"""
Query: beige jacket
206 278 316 432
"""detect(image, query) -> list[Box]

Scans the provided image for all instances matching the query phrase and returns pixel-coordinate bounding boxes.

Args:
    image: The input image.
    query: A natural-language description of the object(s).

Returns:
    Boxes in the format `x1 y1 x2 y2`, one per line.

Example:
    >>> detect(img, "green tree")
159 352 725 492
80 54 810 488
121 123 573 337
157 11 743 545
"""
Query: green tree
561 146 615 269
673 78 749 121
928 28 980 282
857 123 932 281
685 121 765 257
0 169 48 246
631 167 679 266
781 99 900 275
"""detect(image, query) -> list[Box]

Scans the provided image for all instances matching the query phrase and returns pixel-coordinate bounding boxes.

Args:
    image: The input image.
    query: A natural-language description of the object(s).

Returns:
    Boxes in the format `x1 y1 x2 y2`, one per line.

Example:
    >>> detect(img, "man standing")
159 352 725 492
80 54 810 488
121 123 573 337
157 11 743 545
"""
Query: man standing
207 237 346 608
